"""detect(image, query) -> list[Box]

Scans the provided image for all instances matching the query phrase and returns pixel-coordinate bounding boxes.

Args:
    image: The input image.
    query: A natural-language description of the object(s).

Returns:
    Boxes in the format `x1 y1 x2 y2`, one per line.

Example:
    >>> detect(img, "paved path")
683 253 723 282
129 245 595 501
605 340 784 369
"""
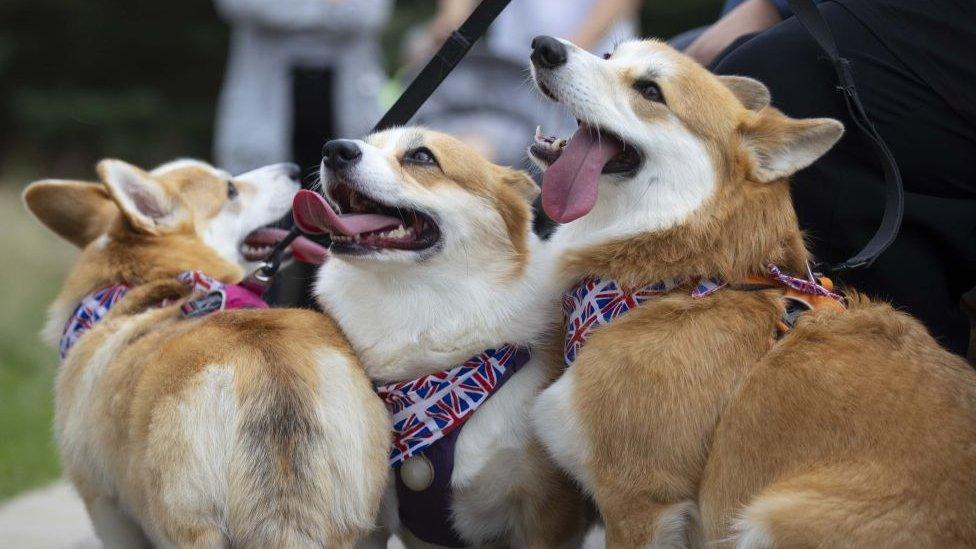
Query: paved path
0 481 98 548
0 481 604 548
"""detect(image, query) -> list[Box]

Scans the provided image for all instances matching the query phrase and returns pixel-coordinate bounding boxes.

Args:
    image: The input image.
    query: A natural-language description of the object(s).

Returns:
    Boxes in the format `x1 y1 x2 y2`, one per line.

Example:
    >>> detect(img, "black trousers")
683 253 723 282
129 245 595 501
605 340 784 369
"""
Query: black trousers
268 67 336 308
714 1 976 355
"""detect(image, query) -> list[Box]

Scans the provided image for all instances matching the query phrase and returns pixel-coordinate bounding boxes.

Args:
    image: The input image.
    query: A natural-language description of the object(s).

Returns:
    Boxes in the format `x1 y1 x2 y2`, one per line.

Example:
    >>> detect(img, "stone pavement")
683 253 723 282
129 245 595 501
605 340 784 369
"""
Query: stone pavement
0 480 604 548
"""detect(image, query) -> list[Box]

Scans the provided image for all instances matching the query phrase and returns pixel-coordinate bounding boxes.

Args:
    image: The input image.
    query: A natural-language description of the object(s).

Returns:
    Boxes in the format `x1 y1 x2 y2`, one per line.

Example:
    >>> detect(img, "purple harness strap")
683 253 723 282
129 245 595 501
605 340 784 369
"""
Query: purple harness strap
394 427 466 547
384 345 531 547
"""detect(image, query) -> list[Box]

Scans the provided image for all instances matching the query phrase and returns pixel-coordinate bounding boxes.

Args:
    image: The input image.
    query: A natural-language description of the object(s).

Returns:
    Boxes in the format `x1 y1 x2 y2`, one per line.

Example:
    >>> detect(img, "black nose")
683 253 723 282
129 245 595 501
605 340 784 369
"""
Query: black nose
531 35 567 69
322 139 362 171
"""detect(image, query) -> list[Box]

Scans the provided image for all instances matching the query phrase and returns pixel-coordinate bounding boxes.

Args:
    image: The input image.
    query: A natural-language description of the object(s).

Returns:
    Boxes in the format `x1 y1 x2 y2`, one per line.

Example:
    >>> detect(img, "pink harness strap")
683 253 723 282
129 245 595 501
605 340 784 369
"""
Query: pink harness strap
59 271 267 362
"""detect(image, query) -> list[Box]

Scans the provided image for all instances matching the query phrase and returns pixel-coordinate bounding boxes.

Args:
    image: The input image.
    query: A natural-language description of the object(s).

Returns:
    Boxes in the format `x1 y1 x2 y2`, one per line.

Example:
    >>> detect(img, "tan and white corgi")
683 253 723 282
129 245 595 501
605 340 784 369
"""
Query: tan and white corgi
296 128 587 547
527 36 976 547
24 160 389 548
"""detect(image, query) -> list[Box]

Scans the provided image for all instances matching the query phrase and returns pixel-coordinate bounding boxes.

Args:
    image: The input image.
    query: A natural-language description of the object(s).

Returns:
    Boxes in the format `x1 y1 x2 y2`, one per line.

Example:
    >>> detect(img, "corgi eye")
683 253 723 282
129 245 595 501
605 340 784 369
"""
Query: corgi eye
634 80 665 104
602 52 612 60
405 147 438 166
227 181 239 200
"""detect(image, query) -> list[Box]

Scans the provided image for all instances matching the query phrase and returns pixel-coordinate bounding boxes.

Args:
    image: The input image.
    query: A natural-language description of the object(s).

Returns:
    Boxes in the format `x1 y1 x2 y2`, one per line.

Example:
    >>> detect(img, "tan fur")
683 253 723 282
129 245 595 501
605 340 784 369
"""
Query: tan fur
542 40 976 547
27 161 389 547
373 128 538 279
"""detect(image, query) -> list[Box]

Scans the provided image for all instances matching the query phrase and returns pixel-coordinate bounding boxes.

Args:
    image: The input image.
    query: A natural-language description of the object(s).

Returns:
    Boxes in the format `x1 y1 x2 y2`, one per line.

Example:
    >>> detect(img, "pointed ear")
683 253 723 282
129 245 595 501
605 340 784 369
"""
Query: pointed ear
500 169 540 203
97 159 179 233
23 180 118 248
718 75 771 112
740 110 844 183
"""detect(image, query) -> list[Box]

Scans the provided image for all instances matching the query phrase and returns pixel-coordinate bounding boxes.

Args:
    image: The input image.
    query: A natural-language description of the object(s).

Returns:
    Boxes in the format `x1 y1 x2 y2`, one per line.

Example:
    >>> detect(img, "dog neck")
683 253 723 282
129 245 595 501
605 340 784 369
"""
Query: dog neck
315 234 558 384
44 224 242 346
550 172 810 289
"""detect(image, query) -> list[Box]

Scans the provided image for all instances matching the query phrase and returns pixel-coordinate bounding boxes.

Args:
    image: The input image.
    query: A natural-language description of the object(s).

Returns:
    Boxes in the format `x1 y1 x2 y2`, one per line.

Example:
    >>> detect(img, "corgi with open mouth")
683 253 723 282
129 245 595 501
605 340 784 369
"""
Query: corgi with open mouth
24 159 389 548
297 128 587 548
528 36 976 547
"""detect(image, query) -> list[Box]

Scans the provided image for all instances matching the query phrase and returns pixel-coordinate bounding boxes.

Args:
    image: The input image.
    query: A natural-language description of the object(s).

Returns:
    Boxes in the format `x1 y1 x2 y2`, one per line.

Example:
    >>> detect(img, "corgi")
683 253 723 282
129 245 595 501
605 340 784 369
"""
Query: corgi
527 36 976 547
23 159 389 548
295 128 587 547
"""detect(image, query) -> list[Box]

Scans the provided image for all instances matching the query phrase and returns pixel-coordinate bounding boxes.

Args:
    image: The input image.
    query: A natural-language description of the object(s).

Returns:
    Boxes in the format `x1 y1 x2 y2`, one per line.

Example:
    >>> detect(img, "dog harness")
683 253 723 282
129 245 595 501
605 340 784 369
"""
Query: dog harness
562 266 844 367
562 276 725 367
375 344 531 547
59 271 267 361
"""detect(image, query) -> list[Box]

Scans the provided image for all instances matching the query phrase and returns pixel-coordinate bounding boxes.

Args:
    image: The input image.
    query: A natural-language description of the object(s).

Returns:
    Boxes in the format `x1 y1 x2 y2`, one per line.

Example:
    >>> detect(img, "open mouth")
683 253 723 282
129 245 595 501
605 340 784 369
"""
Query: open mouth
530 125 641 174
529 123 642 224
241 227 329 265
292 184 441 255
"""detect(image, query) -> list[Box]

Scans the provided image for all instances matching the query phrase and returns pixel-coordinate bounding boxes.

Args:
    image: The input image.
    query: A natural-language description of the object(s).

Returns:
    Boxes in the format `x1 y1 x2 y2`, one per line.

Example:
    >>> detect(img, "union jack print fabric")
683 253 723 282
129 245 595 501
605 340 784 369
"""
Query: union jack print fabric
60 283 130 360
562 276 724 367
59 271 266 363
376 344 531 466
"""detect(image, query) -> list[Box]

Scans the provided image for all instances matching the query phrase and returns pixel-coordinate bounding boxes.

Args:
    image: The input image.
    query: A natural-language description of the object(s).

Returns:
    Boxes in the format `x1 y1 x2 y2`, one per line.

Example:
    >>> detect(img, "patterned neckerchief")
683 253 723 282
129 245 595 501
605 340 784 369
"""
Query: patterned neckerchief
59 271 267 362
561 276 725 367
375 344 531 467
561 265 845 367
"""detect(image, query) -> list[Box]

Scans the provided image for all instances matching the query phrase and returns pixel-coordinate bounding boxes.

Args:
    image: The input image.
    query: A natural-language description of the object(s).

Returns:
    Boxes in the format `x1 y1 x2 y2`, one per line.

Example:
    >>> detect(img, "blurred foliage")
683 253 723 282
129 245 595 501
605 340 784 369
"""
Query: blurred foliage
0 187 74 498
0 0 720 180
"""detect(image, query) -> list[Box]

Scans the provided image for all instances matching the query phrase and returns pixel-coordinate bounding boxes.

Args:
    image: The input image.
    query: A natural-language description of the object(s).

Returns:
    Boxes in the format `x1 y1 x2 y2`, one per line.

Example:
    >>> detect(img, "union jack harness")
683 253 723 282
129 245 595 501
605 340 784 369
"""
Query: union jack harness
561 266 845 368
59 271 267 362
375 344 531 467
562 276 724 368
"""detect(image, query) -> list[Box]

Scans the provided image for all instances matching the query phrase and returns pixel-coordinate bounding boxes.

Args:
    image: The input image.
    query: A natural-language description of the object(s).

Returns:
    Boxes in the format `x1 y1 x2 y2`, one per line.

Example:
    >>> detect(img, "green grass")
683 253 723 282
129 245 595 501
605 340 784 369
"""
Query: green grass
0 185 75 500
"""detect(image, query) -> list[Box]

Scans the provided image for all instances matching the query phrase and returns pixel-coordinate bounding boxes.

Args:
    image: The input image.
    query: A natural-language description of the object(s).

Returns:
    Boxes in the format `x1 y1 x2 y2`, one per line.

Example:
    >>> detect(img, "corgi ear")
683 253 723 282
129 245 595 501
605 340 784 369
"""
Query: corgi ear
23 180 118 248
718 75 770 111
501 169 541 203
97 159 179 234
740 110 844 183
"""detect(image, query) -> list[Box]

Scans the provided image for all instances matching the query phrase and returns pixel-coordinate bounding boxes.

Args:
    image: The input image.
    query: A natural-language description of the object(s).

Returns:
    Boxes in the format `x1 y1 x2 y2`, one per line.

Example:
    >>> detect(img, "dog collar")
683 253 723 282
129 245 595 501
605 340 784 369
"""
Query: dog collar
561 266 846 368
375 344 530 547
59 271 267 362
562 276 724 367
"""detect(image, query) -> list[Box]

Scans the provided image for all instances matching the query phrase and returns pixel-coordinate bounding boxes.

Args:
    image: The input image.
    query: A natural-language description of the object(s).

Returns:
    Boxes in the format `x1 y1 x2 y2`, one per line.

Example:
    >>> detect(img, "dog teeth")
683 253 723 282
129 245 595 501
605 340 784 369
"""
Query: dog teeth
241 244 271 254
534 125 564 150
376 225 412 239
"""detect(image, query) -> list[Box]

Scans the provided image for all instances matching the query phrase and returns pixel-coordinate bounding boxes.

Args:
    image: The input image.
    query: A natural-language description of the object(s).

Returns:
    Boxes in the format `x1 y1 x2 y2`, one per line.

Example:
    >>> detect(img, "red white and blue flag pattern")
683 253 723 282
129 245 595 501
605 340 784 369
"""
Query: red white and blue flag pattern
59 284 131 360
562 276 724 367
376 344 531 466
59 271 265 362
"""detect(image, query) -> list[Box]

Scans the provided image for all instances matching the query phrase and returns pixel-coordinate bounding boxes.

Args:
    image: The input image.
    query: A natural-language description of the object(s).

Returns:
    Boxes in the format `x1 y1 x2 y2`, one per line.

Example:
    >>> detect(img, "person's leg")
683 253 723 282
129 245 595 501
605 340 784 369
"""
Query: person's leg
268 66 337 308
714 1 976 355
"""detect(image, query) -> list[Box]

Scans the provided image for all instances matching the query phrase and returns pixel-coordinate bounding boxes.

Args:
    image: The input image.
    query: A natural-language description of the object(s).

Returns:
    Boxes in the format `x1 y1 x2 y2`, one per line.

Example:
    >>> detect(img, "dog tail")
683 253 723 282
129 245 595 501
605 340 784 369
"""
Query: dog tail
225 347 387 548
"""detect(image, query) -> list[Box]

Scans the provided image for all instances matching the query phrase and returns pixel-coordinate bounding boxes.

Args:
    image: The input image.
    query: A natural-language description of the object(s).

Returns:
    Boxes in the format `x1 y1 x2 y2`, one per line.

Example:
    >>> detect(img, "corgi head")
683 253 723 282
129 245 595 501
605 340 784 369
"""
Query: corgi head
302 127 538 272
528 37 843 285
308 128 549 382
24 159 300 340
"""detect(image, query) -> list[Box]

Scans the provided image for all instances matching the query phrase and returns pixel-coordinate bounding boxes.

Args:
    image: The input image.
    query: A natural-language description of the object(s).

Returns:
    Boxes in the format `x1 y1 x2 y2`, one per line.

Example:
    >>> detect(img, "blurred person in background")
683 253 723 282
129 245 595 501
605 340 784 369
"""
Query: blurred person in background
675 0 976 356
213 0 392 305
213 0 392 175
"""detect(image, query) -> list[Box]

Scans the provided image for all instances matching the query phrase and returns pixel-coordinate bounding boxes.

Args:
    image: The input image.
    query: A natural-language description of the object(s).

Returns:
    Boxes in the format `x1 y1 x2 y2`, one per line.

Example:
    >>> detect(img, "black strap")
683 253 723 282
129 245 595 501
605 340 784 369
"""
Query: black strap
254 0 511 281
962 286 976 365
374 0 512 131
787 0 904 272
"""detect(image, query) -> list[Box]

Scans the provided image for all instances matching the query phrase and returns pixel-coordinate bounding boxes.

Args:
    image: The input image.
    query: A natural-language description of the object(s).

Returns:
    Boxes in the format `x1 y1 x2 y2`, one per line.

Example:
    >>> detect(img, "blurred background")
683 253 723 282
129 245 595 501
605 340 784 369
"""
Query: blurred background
0 0 720 509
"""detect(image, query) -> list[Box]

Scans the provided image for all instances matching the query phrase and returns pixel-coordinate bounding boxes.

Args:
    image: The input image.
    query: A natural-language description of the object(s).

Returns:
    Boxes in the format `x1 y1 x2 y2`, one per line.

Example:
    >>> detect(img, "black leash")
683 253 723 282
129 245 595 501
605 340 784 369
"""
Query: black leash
375 0 512 132
787 0 904 273
251 0 511 283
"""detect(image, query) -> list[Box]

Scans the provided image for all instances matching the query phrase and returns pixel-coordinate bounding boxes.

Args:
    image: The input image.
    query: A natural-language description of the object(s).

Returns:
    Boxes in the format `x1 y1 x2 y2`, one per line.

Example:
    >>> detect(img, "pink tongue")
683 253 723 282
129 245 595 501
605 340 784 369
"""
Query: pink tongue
290 236 329 265
542 126 622 223
292 190 402 237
